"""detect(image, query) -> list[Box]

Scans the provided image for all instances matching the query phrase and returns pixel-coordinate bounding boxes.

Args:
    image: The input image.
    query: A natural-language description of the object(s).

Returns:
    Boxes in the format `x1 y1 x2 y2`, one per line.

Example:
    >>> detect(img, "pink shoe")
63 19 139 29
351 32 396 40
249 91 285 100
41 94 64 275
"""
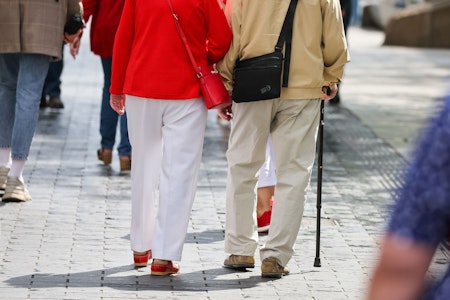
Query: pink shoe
257 210 271 233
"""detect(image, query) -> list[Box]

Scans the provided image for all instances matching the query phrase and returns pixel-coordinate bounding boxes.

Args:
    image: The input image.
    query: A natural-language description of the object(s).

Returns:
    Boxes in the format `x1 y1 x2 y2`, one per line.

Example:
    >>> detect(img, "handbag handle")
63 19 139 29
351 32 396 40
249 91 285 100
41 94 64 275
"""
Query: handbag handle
166 0 204 78
276 0 299 87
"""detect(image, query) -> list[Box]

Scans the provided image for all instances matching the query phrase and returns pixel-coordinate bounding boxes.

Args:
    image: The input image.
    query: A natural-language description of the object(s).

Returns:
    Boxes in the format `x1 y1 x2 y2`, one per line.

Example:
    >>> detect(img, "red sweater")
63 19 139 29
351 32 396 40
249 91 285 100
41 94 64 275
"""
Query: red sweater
110 0 232 100
82 0 125 58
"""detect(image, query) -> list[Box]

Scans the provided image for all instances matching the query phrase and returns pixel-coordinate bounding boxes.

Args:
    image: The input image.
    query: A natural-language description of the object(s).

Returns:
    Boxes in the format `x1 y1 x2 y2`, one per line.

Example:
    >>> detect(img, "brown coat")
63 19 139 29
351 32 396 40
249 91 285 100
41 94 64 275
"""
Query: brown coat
0 0 83 60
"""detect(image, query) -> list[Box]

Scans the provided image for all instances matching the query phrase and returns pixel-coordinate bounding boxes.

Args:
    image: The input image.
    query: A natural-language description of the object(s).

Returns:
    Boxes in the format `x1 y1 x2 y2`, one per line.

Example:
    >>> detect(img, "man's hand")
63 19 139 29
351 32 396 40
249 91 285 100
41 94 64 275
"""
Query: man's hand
322 85 338 100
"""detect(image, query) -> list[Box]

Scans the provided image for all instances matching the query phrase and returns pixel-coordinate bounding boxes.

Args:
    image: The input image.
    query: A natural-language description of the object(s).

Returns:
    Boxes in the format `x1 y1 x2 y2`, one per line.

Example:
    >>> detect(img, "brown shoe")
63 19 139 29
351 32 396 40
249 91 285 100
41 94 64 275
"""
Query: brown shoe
119 156 131 171
261 257 289 278
223 255 255 269
97 148 112 165
48 96 64 109
2 176 32 202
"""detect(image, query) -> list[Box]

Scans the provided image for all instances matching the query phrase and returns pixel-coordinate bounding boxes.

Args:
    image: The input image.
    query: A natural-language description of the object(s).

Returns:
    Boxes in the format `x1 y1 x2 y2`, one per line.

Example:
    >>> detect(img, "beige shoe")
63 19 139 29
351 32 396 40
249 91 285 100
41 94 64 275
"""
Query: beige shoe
0 166 9 190
2 176 32 202
261 257 289 278
223 255 255 269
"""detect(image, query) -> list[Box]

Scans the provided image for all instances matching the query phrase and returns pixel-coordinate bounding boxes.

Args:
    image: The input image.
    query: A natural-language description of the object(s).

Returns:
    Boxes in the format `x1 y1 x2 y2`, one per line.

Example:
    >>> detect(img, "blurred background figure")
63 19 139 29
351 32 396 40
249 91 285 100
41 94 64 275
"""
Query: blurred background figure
41 48 65 109
368 92 450 300
82 0 132 172
329 0 353 104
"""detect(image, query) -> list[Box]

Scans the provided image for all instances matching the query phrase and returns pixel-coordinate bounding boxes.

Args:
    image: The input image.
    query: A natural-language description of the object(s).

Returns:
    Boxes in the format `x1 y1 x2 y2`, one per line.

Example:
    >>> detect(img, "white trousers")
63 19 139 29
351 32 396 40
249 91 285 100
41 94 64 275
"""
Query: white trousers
225 98 321 267
126 96 207 261
257 136 277 188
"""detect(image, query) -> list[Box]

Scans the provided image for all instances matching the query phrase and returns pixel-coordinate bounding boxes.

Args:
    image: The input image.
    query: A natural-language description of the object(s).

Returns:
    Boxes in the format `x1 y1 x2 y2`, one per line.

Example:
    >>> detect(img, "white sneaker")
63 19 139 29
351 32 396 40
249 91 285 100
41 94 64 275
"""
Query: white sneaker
2 176 32 202
0 166 9 191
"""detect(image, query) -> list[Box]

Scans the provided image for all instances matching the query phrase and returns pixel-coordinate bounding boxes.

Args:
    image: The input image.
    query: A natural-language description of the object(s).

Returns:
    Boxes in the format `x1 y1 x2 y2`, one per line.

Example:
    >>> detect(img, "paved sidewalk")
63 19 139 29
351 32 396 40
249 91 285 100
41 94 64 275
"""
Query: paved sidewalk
1 27 450 300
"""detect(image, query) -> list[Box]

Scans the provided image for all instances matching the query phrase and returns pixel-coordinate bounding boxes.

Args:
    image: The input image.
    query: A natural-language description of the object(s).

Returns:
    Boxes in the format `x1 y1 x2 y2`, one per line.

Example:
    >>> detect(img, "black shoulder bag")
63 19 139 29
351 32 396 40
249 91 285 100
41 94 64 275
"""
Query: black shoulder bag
232 0 298 103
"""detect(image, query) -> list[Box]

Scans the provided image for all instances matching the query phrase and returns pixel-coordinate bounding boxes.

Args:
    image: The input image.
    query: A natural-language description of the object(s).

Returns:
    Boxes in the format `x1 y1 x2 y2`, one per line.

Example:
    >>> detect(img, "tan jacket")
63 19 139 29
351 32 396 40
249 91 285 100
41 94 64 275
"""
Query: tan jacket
217 0 350 100
0 0 83 60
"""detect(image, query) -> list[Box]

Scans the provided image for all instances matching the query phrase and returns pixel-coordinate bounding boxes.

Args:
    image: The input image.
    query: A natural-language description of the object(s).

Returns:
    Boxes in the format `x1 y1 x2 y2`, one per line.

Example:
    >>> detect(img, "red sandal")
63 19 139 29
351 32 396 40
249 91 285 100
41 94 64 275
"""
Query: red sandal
133 250 152 268
151 260 180 276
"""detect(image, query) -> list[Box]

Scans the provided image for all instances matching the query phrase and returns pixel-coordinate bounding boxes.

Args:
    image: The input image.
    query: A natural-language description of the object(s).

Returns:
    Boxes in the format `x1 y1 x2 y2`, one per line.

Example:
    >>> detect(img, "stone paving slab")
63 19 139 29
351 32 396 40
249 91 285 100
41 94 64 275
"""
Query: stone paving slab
1 26 450 299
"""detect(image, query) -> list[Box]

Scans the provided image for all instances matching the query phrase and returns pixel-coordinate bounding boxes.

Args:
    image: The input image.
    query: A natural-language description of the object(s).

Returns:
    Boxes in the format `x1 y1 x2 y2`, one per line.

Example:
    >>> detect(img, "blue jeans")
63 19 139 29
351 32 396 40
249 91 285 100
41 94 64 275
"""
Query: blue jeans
43 58 62 97
100 57 131 156
0 53 50 160
43 44 63 97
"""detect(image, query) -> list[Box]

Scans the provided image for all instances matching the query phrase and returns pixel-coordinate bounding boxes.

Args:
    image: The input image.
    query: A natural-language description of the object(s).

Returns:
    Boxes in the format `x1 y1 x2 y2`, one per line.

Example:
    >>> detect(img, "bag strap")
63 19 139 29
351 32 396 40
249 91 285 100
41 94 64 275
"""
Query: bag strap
276 0 298 87
166 0 204 78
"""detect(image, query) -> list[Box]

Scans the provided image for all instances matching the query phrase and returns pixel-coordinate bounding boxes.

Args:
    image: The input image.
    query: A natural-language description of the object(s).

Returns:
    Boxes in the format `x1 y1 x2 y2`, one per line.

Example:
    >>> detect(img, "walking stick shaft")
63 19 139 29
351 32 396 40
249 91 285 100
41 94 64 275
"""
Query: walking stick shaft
314 100 325 267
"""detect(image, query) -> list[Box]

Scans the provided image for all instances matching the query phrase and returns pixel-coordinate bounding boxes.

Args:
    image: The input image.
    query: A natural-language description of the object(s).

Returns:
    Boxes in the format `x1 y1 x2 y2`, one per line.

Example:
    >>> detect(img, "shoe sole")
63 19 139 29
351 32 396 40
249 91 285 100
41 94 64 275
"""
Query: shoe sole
2 196 31 202
134 262 148 268
223 263 255 270
151 271 178 276
261 272 284 278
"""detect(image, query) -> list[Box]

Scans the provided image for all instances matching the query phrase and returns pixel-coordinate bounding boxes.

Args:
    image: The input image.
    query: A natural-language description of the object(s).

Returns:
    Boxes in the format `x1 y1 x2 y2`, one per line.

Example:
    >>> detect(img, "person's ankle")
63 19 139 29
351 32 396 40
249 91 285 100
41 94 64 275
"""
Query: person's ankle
153 259 169 265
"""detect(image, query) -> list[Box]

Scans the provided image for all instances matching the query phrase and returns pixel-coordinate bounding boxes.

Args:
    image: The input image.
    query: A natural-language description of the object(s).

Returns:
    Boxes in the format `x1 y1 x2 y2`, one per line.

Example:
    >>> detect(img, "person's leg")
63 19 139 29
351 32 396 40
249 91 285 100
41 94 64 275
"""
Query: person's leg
153 98 207 262
260 99 321 267
256 136 276 232
126 96 162 254
225 100 272 257
1 53 50 201
44 60 62 98
44 45 64 108
257 185 274 215
0 54 18 190
257 136 276 216
98 57 118 164
118 112 132 171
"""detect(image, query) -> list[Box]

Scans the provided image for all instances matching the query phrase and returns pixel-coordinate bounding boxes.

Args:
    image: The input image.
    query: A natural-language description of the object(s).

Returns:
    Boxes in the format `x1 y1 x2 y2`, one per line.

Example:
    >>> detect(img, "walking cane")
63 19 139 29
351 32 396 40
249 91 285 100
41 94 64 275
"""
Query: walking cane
314 90 328 267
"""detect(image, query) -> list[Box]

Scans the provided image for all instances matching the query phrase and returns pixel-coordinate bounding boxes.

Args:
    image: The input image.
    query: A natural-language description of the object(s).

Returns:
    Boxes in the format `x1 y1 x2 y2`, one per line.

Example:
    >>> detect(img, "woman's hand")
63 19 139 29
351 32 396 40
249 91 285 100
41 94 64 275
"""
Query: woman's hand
110 94 126 115
217 104 233 121
64 28 83 59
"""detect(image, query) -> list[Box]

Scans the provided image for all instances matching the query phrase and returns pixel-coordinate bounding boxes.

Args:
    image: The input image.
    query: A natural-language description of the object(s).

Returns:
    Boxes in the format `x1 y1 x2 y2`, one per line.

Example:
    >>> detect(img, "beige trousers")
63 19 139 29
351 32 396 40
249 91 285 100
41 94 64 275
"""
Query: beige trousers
225 98 321 267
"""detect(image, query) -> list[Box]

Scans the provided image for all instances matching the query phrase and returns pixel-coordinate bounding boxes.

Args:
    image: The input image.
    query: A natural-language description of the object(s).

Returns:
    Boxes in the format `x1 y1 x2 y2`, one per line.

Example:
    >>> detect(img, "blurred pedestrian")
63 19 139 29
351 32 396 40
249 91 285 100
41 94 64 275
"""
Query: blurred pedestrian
0 0 83 202
109 0 231 275
217 0 349 278
82 0 132 172
368 94 450 300
329 0 352 104
41 48 65 109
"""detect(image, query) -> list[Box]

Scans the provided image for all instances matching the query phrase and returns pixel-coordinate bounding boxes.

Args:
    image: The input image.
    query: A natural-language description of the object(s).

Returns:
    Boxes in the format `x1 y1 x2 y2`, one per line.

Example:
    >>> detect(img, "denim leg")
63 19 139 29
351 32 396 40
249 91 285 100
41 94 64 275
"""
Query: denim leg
0 54 18 149
0 53 50 160
118 112 132 157
100 57 118 150
43 59 62 97
43 45 63 97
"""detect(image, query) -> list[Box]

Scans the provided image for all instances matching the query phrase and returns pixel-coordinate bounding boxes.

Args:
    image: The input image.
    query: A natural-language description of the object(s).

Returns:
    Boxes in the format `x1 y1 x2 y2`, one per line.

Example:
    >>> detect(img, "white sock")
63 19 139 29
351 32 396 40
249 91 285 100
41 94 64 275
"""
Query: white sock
9 160 26 178
0 148 12 168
